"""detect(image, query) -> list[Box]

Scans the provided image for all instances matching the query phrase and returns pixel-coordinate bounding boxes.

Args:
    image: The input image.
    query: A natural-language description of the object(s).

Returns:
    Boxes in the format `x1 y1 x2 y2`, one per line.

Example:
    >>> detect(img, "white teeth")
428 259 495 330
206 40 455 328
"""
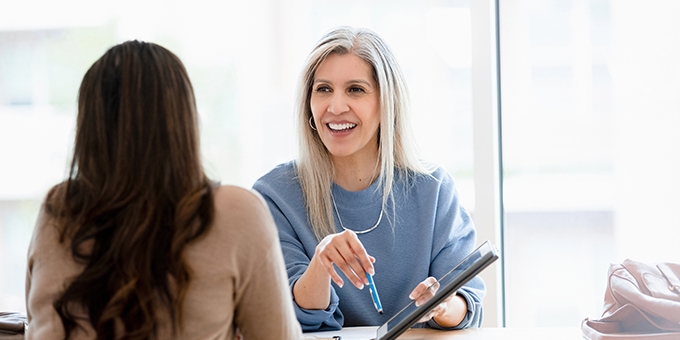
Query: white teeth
328 123 357 131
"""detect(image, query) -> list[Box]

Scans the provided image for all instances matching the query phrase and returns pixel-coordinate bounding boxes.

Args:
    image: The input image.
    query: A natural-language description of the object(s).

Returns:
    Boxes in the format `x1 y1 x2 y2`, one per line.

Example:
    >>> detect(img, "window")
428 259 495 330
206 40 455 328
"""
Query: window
500 0 680 327
0 0 475 314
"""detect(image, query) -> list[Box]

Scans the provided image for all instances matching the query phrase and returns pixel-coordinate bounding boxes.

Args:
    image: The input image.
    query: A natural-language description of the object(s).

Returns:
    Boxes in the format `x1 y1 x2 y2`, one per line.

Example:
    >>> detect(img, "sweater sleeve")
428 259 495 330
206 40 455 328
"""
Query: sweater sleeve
233 191 303 338
25 205 94 340
253 174 344 331
26 206 67 340
426 169 486 330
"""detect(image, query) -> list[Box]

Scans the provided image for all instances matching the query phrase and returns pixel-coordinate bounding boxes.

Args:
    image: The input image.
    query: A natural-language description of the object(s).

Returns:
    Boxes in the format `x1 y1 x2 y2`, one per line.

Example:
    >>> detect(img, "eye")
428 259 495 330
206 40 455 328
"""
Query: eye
315 85 331 93
348 86 365 93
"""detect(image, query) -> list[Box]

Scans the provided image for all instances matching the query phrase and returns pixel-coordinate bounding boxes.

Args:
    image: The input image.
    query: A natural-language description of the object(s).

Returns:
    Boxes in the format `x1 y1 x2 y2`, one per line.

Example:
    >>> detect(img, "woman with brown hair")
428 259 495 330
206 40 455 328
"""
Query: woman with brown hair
25 40 301 339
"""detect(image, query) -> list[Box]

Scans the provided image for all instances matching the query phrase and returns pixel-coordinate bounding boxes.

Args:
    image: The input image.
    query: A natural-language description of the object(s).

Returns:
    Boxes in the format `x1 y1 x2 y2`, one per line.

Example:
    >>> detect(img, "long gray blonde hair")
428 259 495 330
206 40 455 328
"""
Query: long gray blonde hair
297 26 431 241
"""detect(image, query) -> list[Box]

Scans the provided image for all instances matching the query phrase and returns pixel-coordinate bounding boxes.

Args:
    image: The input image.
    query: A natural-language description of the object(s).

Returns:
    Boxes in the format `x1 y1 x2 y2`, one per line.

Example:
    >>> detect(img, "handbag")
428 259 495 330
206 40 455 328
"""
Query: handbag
581 259 680 339
0 312 26 338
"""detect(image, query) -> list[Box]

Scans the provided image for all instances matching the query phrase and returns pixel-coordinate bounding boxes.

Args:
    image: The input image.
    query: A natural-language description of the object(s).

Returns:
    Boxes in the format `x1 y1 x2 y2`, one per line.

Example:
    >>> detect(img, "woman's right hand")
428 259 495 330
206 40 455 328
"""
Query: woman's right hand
312 229 375 289
293 230 375 310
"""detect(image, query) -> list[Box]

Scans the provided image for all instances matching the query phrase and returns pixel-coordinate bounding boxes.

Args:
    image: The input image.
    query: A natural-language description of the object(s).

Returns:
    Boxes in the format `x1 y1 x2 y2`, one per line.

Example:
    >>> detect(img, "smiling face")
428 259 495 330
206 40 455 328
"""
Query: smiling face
310 52 381 165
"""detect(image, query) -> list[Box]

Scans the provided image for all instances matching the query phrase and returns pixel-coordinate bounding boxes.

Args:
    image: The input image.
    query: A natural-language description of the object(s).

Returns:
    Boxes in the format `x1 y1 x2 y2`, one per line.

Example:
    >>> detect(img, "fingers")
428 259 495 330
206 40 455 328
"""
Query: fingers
343 230 374 275
314 230 375 289
417 307 437 323
411 278 446 324
409 277 460 325
417 302 447 323
316 252 345 287
409 276 439 307
441 293 455 304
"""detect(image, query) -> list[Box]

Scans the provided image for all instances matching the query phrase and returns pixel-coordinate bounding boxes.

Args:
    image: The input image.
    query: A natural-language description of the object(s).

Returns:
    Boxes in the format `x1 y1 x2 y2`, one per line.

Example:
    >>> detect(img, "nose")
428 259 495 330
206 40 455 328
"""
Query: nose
327 93 349 115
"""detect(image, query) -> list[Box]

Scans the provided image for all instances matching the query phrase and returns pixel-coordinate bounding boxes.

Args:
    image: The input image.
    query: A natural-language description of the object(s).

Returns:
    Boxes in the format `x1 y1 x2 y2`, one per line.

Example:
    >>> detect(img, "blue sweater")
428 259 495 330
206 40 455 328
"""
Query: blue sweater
253 161 486 331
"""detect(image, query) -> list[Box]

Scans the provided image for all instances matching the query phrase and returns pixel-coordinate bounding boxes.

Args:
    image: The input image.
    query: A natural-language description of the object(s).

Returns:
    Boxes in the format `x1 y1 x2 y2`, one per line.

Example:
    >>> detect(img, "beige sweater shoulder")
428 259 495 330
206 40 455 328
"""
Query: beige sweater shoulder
25 185 302 340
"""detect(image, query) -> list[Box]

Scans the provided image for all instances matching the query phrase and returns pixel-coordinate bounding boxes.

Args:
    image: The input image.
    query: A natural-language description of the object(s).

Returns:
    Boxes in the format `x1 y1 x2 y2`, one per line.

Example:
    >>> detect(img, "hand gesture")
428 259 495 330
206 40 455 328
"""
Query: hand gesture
409 277 442 322
408 276 467 327
313 229 375 289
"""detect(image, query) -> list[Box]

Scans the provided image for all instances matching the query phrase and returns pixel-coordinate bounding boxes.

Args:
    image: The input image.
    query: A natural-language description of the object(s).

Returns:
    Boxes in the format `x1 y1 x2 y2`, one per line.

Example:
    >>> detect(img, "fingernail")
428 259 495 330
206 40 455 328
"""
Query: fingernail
369 268 375 276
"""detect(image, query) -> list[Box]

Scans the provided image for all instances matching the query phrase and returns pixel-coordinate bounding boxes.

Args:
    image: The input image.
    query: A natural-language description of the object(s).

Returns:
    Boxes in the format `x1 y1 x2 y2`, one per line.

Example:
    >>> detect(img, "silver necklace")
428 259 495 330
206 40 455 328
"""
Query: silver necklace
331 193 384 234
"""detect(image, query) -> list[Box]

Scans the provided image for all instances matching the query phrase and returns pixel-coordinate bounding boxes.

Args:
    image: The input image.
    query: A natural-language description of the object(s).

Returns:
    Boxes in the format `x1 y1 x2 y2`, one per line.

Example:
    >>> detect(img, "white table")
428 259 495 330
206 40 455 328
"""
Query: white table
303 326 583 340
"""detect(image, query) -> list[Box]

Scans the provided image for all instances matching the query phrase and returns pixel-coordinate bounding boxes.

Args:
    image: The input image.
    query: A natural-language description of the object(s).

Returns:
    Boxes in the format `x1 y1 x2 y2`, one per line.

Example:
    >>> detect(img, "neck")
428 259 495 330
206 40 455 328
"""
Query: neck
332 154 380 192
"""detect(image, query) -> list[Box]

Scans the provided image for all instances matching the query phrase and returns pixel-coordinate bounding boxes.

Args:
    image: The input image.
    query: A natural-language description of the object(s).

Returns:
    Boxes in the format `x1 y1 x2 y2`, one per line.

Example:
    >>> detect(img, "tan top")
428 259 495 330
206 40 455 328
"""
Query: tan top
25 185 302 340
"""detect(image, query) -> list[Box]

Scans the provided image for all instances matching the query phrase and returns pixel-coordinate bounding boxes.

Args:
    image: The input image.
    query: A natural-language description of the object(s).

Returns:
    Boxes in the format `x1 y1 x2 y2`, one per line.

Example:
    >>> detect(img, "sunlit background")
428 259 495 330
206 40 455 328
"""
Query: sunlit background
1 0 679 330
500 0 680 326
0 0 475 317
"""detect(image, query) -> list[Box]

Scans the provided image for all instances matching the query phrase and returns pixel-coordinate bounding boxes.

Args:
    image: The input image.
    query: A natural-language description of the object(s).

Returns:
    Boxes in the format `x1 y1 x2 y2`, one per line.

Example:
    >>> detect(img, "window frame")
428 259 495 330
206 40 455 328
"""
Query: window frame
470 0 505 327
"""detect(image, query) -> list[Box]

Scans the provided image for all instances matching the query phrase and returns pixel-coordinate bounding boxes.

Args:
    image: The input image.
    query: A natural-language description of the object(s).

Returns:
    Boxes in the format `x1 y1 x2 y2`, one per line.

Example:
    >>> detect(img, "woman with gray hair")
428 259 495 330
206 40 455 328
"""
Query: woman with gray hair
254 26 485 332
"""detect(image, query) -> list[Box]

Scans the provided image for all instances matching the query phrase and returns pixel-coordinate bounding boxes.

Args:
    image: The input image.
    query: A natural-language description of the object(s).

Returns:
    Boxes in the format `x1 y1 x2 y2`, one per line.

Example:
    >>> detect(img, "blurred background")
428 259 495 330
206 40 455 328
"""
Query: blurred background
1 0 679 329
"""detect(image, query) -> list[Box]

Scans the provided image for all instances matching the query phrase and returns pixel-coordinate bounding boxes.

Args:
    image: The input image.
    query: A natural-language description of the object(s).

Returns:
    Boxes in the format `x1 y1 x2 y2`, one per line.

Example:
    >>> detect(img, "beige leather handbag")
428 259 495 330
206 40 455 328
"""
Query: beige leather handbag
0 312 25 338
582 259 680 339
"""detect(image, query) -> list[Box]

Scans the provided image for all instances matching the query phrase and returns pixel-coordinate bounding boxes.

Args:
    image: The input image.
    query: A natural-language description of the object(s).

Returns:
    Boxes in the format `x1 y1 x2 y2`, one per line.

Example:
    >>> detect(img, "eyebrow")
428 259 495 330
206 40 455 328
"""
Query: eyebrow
313 78 374 88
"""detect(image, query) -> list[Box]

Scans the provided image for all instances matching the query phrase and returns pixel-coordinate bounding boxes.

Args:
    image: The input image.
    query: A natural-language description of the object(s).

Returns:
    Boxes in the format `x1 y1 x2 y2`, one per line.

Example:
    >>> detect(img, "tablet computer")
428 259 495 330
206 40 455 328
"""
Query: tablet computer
375 240 499 340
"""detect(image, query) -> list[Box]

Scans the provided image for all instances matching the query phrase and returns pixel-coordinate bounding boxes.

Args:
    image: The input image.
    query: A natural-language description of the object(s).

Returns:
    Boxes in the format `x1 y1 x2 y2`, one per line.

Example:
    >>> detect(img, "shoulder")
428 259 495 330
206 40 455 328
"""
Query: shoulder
213 185 272 222
257 161 297 181
211 185 279 241
426 166 452 182
252 161 301 197
30 182 69 252
41 181 68 218
392 166 462 207
28 204 64 265
214 184 262 206
402 165 454 188
26 186 84 336
184 185 282 277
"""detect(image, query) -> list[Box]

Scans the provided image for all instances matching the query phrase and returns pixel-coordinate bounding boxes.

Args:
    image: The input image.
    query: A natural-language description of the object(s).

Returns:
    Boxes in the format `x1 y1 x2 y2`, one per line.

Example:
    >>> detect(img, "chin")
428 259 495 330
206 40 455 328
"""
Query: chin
326 148 356 159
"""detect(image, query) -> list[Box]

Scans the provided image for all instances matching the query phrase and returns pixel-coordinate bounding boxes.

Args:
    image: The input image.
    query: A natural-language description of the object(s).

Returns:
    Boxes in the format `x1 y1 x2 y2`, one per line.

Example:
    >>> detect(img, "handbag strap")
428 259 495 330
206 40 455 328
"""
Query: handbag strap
582 318 680 340
0 312 26 335
657 263 680 295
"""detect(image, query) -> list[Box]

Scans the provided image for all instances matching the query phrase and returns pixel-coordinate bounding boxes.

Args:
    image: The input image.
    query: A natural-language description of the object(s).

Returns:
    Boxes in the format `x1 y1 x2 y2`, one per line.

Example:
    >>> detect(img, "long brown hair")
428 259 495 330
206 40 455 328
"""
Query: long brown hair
44 40 214 339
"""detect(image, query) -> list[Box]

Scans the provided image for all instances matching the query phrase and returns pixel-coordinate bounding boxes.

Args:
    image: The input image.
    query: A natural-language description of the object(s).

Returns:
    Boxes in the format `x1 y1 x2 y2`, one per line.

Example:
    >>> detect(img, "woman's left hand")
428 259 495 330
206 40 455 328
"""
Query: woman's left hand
409 277 467 327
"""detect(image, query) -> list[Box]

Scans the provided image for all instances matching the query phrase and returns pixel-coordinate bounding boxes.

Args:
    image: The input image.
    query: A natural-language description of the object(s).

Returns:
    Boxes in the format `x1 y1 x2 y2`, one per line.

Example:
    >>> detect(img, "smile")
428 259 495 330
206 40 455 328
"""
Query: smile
328 123 357 131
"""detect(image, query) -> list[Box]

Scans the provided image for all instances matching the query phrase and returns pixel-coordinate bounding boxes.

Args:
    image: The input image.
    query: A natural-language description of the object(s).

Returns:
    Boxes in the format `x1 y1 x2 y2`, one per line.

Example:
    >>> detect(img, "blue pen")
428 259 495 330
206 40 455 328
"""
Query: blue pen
366 272 383 314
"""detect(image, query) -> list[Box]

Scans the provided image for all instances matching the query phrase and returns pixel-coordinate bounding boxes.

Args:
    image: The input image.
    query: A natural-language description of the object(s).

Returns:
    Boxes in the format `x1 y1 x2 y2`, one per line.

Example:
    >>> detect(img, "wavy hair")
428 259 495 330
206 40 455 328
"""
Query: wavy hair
296 27 431 240
44 40 214 339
